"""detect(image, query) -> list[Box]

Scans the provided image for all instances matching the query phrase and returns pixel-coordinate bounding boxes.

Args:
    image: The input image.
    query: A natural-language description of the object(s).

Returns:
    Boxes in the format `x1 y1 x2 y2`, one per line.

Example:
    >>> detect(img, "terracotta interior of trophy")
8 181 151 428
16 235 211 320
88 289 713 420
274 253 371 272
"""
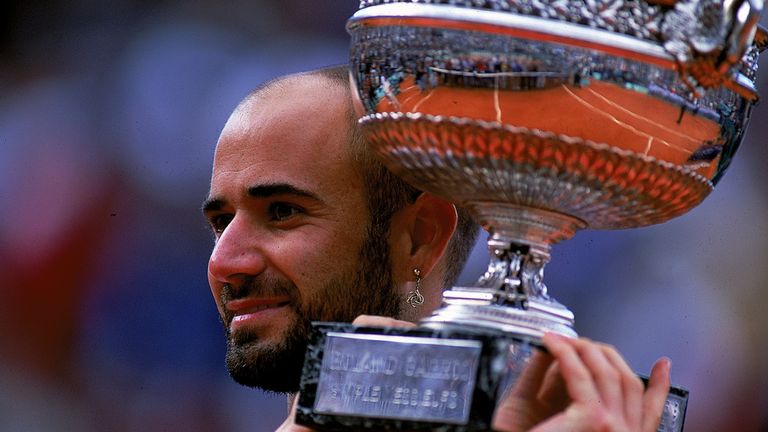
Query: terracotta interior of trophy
375 79 722 176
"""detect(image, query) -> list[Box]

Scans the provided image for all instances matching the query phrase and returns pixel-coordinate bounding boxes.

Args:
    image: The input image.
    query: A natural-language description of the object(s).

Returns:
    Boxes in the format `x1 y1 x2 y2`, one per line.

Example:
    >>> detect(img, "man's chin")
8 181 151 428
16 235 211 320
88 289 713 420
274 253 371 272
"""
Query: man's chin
225 333 308 393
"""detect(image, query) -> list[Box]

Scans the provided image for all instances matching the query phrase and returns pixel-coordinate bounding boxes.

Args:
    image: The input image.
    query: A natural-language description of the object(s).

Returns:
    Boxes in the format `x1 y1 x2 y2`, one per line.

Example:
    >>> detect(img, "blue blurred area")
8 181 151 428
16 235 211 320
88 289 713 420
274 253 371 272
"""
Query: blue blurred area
0 1 766 431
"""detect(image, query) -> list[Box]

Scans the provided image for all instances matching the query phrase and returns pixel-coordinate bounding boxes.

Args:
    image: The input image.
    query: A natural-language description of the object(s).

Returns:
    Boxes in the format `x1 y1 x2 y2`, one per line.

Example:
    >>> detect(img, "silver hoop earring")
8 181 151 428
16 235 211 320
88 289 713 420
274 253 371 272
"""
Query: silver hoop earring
406 268 425 308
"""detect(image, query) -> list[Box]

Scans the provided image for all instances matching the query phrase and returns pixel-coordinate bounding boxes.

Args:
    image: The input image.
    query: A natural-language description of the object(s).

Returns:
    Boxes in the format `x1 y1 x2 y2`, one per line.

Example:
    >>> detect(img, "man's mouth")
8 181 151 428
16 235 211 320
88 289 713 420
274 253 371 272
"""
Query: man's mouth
226 297 292 329
237 302 288 313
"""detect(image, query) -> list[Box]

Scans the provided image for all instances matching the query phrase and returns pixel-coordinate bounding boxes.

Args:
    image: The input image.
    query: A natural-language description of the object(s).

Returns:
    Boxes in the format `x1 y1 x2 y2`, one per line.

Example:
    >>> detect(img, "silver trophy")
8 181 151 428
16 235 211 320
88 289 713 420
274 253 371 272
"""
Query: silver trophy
297 1 765 430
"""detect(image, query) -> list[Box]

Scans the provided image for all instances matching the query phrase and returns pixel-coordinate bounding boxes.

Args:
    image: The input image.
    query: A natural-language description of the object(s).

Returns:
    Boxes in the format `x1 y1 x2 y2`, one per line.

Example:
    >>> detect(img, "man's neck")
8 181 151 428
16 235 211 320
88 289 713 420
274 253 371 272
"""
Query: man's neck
287 392 298 414
277 392 311 431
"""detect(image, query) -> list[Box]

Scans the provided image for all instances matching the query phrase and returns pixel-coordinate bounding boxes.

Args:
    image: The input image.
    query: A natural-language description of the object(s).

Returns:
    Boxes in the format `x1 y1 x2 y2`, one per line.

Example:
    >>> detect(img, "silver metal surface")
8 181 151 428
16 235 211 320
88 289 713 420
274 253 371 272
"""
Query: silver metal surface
314 332 482 424
350 3 672 61
353 1 765 95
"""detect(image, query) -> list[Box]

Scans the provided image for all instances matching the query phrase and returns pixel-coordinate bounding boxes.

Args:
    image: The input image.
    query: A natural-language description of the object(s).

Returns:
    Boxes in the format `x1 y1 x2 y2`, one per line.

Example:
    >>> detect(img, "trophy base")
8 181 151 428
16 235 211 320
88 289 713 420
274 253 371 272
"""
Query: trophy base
296 322 689 431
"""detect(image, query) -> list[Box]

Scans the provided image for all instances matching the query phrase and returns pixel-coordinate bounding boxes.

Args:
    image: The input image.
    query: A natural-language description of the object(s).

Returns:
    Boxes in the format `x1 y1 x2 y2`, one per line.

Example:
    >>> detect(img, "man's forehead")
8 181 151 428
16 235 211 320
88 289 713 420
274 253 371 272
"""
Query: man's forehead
218 78 349 149
238 74 346 117
210 77 360 197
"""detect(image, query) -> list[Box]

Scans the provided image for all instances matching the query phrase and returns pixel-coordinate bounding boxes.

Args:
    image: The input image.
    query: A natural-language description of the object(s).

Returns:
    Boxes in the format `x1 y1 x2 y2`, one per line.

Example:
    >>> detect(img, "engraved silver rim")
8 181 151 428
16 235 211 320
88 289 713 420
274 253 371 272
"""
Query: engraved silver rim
348 2 760 99
349 3 672 63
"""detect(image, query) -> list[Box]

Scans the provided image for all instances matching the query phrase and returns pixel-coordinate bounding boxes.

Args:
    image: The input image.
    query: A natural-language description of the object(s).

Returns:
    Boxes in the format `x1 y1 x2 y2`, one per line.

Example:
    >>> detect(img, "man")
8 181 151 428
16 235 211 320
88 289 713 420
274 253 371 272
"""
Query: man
203 66 671 431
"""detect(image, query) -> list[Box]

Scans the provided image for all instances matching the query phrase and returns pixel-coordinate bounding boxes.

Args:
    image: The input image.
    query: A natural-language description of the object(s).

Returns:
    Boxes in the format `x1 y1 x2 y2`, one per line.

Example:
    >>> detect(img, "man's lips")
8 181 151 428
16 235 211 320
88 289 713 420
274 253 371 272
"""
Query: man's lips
225 297 292 329
226 297 292 313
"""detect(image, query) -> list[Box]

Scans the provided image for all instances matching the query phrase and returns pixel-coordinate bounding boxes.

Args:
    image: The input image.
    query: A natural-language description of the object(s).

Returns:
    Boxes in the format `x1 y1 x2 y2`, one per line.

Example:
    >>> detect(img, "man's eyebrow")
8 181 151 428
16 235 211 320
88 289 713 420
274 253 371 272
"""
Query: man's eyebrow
248 183 321 202
202 184 322 214
202 197 226 214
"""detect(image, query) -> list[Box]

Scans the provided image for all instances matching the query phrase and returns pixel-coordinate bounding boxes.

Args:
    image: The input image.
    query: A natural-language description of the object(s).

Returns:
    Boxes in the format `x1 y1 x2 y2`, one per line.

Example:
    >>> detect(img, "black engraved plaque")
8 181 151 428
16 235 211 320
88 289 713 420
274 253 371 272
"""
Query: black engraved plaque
313 332 482 424
296 323 509 431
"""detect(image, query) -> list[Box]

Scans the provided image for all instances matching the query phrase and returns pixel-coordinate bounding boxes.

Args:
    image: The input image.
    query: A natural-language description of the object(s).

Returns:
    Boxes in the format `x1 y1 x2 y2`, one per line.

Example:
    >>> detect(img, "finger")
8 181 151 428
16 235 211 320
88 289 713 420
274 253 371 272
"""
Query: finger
570 338 623 411
537 361 569 410
351 315 416 327
601 345 645 428
493 348 555 432
641 357 671 432
507 348 554 399
541 333 599 404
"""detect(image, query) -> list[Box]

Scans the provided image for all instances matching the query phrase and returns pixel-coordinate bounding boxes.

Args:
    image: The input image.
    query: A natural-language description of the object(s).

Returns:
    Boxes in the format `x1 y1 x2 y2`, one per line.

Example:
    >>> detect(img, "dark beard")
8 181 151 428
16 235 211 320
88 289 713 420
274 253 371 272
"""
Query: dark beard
224 306 311 393
222 221 400 393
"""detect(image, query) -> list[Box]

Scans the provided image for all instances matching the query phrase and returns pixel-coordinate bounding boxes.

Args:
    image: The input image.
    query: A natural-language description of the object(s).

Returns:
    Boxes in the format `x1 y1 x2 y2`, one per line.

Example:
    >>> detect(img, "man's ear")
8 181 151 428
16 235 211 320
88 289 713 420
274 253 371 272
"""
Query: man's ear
388 193 458 280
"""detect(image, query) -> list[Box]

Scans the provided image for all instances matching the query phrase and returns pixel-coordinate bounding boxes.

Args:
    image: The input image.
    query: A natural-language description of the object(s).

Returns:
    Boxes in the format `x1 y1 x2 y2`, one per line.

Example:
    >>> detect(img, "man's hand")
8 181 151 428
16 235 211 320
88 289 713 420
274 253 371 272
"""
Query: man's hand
354 315 671 431
280 316 671 432
351 314 418 328
493 333 671 432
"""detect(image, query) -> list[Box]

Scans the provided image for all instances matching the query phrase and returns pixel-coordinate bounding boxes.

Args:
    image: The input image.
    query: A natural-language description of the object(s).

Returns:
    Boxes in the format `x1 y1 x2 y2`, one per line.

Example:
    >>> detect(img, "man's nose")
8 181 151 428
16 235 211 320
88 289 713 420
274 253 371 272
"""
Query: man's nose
207 216 267 283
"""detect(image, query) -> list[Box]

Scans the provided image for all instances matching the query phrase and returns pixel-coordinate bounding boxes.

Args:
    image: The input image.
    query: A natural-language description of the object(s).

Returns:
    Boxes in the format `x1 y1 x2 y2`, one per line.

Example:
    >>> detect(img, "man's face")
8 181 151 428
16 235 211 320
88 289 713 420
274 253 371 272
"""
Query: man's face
204 77 400 393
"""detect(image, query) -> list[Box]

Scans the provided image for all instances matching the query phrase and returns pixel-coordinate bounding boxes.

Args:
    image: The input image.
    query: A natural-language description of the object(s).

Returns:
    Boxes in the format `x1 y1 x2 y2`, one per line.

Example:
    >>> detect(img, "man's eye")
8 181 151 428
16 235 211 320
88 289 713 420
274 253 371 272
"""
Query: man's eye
269 203 303 221
209 214 233 235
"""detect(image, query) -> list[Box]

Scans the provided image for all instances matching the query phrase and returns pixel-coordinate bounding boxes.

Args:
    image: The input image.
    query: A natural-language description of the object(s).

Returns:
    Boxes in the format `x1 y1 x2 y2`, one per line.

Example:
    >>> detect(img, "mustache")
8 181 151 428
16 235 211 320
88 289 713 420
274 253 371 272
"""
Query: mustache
221 275 298 304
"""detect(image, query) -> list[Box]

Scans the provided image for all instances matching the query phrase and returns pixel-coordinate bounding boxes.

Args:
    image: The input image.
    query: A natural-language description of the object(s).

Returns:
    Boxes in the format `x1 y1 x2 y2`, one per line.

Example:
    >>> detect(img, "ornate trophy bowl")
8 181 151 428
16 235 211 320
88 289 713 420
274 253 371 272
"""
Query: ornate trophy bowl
350 0 765 339
296 1 765 430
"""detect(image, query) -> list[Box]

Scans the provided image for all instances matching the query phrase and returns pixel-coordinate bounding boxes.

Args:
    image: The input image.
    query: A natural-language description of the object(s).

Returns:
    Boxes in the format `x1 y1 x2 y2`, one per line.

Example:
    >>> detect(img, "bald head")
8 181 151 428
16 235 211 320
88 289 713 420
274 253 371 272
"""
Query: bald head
204 68 480 393
206 67 405 393
237 66 353 115
216 66 478 291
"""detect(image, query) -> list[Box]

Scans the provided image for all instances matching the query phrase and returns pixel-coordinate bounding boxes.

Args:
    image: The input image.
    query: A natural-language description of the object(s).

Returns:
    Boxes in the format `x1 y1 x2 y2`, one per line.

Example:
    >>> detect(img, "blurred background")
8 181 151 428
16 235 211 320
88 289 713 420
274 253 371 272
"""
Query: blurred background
0 1 766 431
